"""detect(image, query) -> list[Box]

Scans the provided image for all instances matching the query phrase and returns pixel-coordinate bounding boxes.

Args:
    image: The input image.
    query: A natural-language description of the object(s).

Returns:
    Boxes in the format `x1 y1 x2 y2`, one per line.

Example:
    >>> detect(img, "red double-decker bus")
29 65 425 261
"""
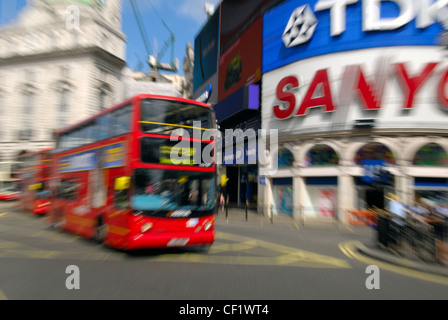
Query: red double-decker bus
48 94 218 251
17 149 53 215
0 161 22 201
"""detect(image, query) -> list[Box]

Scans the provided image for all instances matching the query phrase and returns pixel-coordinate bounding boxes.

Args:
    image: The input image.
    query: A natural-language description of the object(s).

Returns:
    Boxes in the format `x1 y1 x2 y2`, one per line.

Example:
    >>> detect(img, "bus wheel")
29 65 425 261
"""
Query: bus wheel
51 216 66 231
197 245 212 254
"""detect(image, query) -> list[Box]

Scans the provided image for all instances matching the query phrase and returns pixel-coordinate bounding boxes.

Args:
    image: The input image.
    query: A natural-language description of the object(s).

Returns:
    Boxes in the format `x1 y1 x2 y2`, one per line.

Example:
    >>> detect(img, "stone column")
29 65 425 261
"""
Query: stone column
338 174 355 225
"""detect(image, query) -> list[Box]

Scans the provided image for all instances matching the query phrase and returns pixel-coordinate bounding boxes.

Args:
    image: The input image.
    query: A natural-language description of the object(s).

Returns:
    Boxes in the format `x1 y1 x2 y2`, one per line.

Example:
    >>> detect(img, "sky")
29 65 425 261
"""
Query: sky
0 0 222 76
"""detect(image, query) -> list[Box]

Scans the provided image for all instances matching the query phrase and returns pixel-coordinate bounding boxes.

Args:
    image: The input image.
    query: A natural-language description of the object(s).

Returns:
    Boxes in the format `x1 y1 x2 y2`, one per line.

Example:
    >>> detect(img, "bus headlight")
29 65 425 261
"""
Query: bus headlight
204 221 213 231
38 202 50 208
141 222 153 233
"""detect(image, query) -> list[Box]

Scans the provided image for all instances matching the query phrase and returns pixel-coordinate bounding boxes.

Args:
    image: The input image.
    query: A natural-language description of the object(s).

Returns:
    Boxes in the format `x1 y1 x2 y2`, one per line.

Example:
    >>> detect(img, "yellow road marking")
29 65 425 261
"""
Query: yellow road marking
0 226 350 269
0 212 8 217
32 231 80 243
0 241 21 249
345 225 354 233
4 249 59 260
152 252 350 268
0 290 8 300
339 241 448 286
151 232 351 269
209 240 259 254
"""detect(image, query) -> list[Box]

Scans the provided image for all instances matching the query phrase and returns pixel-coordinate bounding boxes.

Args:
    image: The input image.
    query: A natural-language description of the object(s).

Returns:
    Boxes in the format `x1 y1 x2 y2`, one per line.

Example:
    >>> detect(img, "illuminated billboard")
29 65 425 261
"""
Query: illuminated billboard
218 17 263 102
263 0 446 73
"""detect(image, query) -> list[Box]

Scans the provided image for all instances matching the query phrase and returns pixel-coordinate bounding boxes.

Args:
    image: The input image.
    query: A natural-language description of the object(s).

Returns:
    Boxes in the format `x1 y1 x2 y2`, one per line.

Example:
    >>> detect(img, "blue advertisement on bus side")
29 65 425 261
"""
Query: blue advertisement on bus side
58 142 126 173
263 0 446 73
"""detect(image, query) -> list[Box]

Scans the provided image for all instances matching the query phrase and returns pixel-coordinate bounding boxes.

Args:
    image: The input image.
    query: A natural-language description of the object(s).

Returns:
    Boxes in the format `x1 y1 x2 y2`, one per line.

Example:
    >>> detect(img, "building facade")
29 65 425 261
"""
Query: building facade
0 0 126 161
259 0 448 224
193 0 281 209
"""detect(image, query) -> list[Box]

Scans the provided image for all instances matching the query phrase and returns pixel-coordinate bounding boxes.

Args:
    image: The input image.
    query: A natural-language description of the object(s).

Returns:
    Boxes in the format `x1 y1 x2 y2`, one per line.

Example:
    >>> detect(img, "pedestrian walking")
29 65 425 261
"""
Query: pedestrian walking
220 174 229 213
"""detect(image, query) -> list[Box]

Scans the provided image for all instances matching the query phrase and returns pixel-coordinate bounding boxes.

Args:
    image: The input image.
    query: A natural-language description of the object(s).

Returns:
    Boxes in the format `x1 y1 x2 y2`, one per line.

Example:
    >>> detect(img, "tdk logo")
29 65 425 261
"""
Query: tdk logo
282 0 448 48
283 5 318 48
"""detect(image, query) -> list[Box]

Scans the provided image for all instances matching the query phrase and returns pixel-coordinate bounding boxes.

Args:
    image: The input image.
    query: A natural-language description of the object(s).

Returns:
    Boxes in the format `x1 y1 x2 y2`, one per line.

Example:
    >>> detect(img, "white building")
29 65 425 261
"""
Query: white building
0 0 126 161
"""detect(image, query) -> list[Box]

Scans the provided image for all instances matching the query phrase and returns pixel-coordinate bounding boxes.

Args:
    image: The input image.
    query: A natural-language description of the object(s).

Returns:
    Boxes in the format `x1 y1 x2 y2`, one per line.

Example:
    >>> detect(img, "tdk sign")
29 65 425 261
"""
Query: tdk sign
263 0 448 72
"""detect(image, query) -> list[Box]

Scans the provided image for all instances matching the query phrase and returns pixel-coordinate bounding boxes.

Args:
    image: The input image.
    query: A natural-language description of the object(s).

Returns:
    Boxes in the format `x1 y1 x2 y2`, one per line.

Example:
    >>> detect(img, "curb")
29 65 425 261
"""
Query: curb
214 210 376 234
355 242 448 278
217 209 448 277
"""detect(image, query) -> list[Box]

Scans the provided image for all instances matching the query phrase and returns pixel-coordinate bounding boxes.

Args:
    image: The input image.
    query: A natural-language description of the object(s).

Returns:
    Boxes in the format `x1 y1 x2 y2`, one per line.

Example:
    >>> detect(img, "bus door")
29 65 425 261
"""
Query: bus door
104 176 132 247
54 177 81 231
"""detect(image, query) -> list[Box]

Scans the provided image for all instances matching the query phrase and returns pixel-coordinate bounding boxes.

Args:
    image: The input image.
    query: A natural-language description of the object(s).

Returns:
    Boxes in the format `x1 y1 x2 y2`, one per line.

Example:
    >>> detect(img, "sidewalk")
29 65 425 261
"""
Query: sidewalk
215 207 372 232
215 207 300 229
216 207 448 278
354 240 448 278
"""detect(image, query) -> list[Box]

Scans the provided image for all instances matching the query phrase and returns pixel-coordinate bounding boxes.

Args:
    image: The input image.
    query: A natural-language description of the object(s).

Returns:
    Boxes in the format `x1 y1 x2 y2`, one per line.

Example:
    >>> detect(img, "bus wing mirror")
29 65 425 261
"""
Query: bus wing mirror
114 177 130 191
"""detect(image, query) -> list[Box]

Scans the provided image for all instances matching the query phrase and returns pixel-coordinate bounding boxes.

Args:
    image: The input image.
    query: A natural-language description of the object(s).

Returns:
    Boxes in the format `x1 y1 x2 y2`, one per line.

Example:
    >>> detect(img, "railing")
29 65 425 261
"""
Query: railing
364 208 448 266
347 210 378 228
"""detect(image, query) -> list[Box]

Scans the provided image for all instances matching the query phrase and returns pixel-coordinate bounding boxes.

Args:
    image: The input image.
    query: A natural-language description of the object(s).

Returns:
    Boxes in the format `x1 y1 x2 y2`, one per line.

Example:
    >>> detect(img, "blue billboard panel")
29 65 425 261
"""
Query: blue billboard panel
193 6 220 92
263 0 445 73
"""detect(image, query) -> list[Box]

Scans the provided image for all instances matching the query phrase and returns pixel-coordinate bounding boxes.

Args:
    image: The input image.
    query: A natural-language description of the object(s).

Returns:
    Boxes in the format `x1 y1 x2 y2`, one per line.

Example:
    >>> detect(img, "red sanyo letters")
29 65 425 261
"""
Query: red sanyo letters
273 62 446 120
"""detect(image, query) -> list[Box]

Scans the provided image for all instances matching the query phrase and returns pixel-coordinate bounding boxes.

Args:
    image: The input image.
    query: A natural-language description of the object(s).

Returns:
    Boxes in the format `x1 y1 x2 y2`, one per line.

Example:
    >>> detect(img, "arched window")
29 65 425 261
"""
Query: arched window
21 90 35 139
58 88 70 129
413 143 448 166
278 148 294 168
98 82 111 112
99 89 107 111
305 145 339 167
54 77 73 132
355 143 396 165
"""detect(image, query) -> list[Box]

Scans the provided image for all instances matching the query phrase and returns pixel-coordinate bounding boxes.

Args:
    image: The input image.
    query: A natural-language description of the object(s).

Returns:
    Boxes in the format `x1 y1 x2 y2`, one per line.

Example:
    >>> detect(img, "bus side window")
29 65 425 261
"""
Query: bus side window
90 120 101 144
57 179 78 200
58 134 67 152
111 104 131 137
98 114 111 141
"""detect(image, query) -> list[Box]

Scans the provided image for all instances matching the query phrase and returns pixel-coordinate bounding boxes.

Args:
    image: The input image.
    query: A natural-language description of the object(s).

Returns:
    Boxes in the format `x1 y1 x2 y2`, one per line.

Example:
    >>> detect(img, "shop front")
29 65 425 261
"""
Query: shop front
303 177 338 219
259 0 448 223
272 177 293 215
223 142 259 208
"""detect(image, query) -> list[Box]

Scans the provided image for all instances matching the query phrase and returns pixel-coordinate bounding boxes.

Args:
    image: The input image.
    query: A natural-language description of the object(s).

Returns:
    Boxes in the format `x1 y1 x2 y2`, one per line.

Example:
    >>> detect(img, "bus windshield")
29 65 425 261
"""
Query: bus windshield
140 99 212 136
132 169 215 217
34 181 51 200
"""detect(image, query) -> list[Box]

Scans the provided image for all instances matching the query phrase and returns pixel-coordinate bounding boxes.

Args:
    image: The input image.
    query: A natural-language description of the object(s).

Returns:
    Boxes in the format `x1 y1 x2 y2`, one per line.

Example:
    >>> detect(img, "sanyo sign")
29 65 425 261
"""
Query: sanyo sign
263 0 448 73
